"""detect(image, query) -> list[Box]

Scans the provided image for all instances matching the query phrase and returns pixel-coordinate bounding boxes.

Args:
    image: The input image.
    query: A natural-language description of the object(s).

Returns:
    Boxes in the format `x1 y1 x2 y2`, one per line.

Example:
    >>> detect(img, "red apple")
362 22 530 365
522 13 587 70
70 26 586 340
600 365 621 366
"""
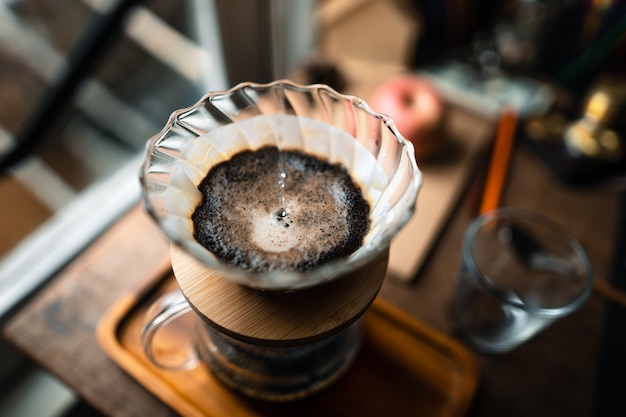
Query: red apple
369 74 445 160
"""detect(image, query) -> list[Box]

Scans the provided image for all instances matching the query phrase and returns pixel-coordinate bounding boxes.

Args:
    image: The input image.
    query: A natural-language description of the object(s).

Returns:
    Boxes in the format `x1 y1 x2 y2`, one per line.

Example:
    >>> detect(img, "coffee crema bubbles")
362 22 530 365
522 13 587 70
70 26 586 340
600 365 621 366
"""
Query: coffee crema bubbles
192 146 371 273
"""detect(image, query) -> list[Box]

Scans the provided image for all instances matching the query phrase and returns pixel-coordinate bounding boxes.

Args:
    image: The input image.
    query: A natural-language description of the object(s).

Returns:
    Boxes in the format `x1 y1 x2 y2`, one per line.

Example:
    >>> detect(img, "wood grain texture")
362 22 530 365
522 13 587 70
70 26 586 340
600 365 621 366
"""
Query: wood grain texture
2 206 180 417
172 245 388 345
2 3 623 416
97 271 479 417
2 124 622 417
380 144 620 417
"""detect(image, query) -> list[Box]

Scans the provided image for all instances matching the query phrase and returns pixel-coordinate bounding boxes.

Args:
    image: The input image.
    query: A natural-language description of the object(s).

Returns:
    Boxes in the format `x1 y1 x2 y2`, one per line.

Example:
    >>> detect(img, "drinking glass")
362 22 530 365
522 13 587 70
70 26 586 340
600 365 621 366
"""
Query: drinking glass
452 208 593 353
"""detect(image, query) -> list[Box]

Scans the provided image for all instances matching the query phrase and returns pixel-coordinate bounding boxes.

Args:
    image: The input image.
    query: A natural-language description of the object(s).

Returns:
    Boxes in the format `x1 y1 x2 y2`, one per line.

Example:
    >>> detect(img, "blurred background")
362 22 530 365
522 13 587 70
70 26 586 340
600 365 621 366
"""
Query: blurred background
0 0 624 416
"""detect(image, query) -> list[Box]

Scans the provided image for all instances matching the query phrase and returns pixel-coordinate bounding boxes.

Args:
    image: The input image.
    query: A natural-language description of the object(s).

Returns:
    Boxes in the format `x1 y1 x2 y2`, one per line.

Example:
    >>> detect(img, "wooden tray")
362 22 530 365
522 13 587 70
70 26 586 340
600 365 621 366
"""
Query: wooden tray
97 271 479 417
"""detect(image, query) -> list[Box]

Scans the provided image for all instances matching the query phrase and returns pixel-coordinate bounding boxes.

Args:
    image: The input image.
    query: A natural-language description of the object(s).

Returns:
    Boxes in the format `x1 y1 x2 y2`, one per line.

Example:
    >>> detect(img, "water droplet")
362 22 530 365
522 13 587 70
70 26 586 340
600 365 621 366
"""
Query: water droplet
276 208 288 218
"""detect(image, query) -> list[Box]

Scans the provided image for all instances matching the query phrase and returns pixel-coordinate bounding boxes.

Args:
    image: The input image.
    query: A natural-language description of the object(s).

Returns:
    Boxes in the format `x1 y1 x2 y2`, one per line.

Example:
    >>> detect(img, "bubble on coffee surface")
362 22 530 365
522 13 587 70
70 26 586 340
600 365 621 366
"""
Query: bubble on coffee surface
192 146 371 273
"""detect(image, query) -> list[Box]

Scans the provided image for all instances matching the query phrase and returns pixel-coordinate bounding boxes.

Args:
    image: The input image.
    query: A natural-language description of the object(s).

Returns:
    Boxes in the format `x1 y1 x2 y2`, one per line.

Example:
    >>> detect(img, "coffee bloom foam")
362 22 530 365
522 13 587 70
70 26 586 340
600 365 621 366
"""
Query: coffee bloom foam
191 146 371 273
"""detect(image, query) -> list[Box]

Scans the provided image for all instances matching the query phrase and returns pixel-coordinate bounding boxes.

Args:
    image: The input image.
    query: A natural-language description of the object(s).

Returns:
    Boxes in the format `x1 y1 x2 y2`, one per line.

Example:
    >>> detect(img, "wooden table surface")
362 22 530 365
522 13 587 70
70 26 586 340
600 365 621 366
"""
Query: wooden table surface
2 108 623 417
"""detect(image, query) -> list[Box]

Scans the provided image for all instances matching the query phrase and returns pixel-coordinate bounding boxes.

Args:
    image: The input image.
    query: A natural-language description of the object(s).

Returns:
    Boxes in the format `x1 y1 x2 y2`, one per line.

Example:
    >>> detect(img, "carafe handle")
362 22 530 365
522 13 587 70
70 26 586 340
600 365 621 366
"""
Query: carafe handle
140 289 198 371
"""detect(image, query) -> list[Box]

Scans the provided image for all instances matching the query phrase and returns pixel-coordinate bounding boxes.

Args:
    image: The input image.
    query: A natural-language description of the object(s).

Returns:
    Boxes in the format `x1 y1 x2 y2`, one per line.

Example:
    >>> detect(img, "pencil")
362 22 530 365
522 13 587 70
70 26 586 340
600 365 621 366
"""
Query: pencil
479 109 519 214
